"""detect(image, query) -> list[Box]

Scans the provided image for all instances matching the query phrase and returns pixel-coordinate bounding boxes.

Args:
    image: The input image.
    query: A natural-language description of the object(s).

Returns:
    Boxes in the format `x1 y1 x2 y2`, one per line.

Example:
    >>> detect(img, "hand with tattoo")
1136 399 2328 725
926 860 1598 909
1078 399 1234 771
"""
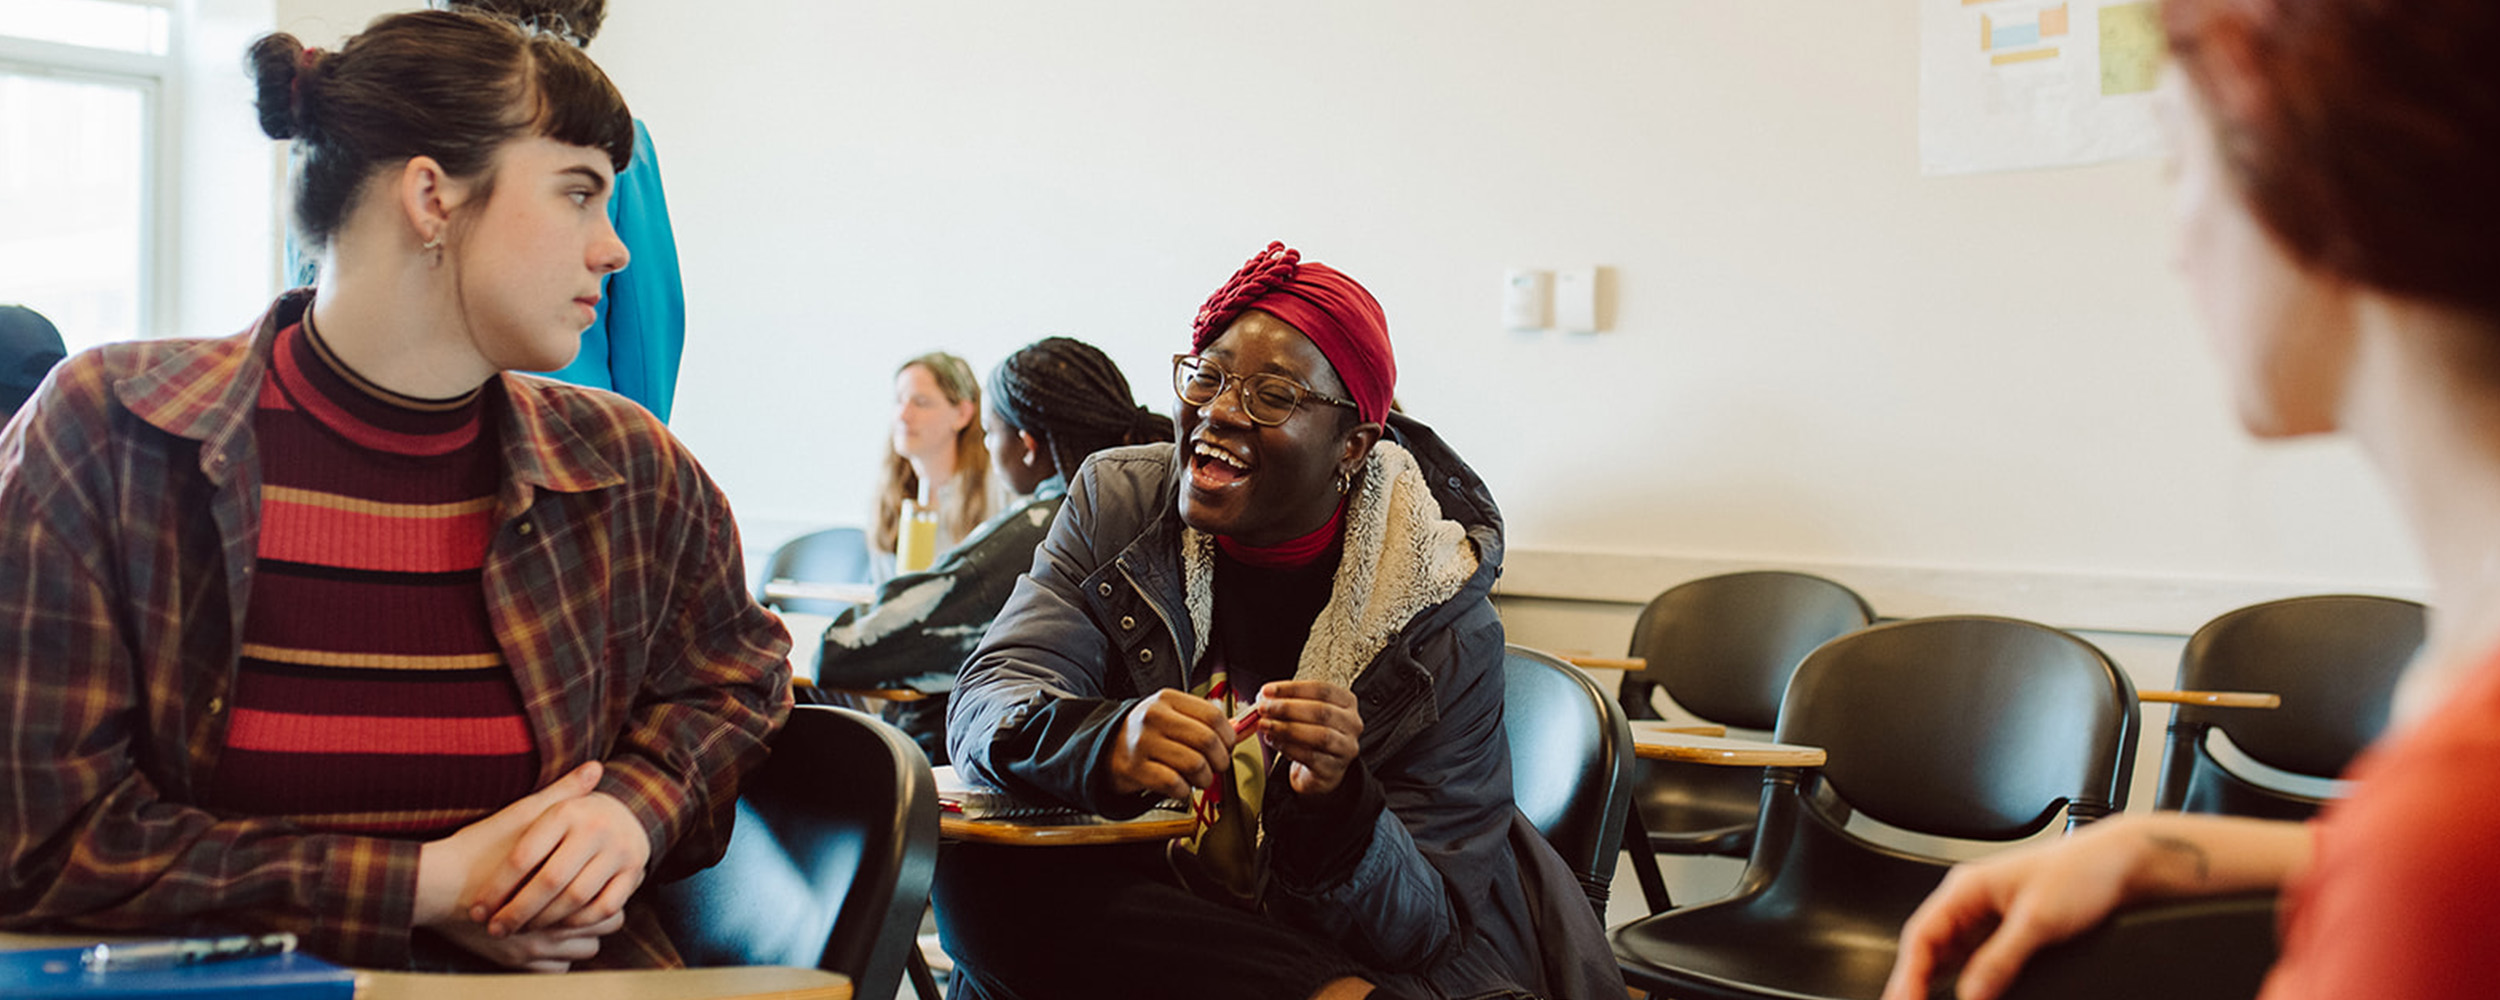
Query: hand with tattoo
1883 814 2310 1000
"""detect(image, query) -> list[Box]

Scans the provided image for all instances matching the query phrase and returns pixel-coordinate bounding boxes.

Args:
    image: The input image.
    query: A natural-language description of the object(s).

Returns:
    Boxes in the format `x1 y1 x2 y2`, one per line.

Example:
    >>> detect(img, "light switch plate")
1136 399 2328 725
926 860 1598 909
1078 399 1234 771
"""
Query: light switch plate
1555 267 1598 333
1504 269 1551 331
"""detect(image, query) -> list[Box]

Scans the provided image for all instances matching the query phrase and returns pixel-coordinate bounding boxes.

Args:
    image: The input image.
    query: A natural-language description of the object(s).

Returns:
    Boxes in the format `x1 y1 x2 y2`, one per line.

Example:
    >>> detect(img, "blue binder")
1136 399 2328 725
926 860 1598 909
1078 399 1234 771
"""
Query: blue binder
0 946 359 998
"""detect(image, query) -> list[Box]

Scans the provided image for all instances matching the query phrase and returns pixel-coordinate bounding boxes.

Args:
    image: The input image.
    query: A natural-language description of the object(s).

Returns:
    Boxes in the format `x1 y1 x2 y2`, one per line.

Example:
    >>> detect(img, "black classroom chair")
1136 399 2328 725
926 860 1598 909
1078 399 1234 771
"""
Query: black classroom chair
1611 615 2139 1000
651 704 940 1000
757 527 873 616
1973 893 2279 1000
1615 571 1875 910
2157 594 2426 820
1502 644 1638 919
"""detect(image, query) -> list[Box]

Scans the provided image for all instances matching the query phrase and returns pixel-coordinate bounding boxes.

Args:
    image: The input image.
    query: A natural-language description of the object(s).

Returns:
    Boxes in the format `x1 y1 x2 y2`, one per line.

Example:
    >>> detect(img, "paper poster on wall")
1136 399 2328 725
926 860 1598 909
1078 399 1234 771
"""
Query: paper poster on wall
1919 0 2167 175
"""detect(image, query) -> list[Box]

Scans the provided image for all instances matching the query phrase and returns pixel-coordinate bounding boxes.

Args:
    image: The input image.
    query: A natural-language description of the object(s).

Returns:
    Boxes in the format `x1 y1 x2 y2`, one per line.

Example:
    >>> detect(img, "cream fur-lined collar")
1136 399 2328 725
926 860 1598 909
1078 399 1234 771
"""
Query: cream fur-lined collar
1177 440 1479 688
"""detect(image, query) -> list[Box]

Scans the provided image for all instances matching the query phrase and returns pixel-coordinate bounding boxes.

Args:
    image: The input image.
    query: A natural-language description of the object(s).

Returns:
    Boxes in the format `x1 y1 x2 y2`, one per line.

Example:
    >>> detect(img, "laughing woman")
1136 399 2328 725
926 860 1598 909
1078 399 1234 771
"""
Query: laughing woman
940 243 1620 1000
0 12 788 971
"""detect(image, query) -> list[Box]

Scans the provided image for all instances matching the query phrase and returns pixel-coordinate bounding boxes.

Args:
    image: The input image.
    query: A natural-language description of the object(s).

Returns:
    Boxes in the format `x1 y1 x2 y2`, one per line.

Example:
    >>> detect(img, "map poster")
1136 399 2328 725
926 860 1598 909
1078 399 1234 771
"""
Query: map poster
1920 0 2168 175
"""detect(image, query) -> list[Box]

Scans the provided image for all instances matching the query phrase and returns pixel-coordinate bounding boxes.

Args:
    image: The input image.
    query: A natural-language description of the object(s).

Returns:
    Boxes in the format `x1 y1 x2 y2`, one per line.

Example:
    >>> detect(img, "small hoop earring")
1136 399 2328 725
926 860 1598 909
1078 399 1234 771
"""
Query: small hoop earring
1335 472 1351 495
421 233 442 252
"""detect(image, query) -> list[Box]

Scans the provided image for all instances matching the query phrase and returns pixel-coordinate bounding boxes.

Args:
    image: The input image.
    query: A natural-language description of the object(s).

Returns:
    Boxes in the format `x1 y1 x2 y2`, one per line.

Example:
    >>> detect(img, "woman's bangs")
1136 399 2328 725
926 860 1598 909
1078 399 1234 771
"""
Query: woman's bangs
527 38 635 172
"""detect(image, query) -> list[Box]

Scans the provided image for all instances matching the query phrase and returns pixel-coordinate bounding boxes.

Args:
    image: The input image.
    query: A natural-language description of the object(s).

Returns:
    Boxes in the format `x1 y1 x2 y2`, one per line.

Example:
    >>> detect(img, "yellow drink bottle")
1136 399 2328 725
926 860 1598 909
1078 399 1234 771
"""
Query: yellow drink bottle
897 499 939 573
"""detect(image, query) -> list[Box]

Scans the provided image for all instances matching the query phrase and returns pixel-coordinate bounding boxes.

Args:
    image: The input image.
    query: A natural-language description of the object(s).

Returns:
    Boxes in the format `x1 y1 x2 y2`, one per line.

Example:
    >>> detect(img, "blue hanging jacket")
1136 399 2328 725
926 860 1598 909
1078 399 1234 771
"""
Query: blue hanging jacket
541 119 685 422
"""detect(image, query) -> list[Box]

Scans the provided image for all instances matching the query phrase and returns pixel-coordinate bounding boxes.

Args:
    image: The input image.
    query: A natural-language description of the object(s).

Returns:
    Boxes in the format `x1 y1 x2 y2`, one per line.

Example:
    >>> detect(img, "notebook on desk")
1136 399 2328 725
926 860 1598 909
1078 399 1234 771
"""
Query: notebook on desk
933 765 1096 821
0 945 359 999
933 766 1191 826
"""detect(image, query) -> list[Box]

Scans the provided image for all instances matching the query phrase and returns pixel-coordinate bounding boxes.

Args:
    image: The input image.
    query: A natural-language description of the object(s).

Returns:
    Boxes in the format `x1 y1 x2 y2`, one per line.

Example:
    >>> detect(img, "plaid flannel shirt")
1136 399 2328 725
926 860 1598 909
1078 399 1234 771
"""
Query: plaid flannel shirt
0 291 792 967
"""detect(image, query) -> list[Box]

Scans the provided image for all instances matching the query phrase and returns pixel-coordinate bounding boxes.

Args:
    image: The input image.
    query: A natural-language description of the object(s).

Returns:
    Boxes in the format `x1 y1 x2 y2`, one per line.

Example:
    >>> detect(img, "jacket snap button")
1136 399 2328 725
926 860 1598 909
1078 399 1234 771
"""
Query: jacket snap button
1447 476 1462 489
1139 649 1154 663
518 522 535 536
1120 615 1136 630
206 697 224 715
1098 582 1113 597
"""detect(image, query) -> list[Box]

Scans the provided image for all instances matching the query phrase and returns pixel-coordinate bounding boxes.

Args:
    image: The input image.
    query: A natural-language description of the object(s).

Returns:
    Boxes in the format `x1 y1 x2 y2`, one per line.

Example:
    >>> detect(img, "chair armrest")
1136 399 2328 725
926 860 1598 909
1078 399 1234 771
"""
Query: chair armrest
1628 720 1728 739
794 678 932 702
764 580 877 606
1631 730 1823 766
1558 653 1646 671
830 687 932 702
2139 690 2281 709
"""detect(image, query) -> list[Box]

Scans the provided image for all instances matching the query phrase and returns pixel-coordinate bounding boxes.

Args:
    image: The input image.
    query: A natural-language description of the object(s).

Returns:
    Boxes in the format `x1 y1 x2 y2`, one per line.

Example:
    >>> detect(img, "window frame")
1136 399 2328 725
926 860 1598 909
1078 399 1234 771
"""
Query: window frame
0 0 181 343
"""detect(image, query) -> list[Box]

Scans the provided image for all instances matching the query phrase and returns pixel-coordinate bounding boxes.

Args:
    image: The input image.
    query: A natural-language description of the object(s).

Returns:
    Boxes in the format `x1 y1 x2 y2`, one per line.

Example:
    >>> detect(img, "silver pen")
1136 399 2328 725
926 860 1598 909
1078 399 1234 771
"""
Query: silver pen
81 932 298 973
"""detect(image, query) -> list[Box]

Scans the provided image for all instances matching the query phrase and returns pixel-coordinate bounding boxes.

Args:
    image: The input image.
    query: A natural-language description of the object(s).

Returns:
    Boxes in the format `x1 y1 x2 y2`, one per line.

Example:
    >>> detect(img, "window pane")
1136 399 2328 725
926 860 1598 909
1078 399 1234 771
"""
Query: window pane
0 0 169 56
0 72 147 353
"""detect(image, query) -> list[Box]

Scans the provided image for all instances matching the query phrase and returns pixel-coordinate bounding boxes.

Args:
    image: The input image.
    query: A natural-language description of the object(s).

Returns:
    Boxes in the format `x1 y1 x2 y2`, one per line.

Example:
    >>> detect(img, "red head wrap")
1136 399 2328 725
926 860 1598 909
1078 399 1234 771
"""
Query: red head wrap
1190 241 1395 424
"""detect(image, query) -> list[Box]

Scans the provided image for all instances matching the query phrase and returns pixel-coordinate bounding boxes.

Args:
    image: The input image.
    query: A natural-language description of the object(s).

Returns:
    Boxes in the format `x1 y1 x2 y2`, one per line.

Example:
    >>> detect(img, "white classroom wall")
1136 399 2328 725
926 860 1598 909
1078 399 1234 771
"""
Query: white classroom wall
250 2 2424 649
593 1 2422 601
217 3 2426 854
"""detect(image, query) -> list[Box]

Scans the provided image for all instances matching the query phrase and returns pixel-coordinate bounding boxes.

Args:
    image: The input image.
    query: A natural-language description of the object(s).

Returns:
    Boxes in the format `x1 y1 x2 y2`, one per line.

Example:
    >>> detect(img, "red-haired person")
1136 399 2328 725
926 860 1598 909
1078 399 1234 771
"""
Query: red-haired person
1884 3 2500 999
0 12 788 972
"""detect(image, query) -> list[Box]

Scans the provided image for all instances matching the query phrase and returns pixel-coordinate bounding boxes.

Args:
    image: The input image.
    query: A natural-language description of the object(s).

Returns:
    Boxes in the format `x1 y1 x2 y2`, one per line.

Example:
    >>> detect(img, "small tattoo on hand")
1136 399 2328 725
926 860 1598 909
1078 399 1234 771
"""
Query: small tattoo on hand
2149 834 2212 883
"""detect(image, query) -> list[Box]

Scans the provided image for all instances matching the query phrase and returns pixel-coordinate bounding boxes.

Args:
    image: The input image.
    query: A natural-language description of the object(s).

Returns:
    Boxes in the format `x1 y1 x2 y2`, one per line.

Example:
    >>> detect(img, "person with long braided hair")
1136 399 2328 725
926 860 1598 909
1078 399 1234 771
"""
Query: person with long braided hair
984 337 1174 497
939 243 1620 1000
814 337 1169 763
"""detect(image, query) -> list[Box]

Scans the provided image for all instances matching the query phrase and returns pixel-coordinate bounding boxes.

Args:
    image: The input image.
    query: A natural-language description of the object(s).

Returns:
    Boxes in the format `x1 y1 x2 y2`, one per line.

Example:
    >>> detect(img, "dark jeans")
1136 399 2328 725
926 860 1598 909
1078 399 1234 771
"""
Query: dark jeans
933 839 1369 1000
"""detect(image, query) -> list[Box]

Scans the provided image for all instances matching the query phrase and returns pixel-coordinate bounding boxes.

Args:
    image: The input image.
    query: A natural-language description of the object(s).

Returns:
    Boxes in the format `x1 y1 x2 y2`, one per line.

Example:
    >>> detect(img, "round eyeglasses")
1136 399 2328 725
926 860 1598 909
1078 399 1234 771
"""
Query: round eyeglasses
1171 354 1360 427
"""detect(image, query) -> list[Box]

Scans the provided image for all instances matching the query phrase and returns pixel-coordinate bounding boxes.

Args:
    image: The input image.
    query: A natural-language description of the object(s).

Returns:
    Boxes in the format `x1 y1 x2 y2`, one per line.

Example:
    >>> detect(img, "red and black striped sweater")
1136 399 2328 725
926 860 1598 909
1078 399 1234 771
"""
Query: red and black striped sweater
207 319 536 838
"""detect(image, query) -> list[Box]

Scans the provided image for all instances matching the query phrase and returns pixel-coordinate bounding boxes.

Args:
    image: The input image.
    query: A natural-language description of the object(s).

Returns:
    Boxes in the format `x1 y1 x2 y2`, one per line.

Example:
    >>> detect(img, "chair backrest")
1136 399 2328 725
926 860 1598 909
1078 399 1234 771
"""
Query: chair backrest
2 304 67 420
1623 571 1875 729
651 704 939 1000
2157 594 2426 819
1778 616 2139 840
1991 893 2279 1000
1501 645 1637 914
759 527 874 615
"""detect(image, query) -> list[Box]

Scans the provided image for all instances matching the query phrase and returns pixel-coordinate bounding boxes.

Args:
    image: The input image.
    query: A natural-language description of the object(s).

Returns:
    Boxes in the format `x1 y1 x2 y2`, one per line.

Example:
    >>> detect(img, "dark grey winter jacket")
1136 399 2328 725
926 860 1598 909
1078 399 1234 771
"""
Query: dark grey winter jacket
947 414 1622 999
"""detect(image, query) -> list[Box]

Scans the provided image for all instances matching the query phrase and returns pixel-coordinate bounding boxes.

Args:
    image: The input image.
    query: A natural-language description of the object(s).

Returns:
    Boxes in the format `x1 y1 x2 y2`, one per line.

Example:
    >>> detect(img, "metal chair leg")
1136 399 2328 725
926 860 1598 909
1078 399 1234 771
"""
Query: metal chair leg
908 944 943 1000
1624 809 1673 913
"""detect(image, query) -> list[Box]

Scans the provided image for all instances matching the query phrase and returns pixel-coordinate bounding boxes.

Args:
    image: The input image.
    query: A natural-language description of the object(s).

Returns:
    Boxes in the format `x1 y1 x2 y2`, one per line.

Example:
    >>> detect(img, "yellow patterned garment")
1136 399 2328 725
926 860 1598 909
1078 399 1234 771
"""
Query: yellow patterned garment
1171 672 1274 907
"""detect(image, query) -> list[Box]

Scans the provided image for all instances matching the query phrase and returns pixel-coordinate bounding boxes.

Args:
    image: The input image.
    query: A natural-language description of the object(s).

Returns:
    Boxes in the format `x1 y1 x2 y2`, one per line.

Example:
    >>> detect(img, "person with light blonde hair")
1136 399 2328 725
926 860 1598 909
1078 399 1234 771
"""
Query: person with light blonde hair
871 350 995 579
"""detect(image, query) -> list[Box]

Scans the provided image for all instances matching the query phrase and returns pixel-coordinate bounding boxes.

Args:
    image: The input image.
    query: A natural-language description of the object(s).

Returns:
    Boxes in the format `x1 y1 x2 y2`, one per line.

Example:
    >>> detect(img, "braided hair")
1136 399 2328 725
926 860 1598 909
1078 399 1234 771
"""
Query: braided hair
989 337 1173 484
1191 241 1299 350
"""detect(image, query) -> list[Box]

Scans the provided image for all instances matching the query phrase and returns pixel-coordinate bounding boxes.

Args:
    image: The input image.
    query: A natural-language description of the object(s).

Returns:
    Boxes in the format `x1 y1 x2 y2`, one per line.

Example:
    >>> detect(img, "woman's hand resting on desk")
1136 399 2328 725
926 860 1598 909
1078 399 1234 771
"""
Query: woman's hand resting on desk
1109 690 1235 802
427 906 626 973
474 775 652 938
1881 813 2312 1000
412 761 653 971
1255 681 1364 797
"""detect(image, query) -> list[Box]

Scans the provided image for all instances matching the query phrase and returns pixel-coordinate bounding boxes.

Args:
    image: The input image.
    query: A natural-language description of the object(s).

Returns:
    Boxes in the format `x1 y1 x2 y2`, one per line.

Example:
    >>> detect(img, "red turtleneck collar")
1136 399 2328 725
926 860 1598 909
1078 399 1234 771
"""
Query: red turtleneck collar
1216 496 1349 570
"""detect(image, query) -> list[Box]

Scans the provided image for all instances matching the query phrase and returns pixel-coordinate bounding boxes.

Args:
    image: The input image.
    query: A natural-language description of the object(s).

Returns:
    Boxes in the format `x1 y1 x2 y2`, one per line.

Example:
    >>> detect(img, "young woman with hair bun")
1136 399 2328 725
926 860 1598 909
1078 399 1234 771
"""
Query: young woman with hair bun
1885 2 2500 998
0 10 788 973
